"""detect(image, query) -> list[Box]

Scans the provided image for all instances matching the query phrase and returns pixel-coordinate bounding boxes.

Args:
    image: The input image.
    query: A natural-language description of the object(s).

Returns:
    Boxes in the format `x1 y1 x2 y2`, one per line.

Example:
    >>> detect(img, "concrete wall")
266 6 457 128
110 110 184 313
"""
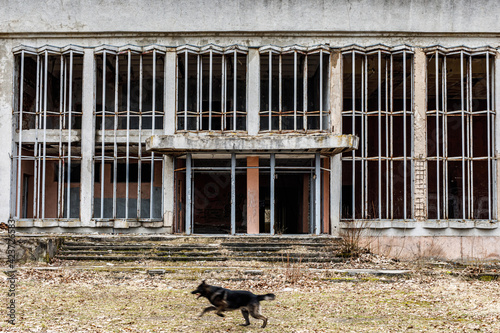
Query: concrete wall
1 0 499 35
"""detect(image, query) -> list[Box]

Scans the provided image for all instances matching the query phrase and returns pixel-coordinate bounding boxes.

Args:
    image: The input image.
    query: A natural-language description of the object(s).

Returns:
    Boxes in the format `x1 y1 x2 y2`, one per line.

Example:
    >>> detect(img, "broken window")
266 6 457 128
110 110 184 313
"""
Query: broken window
176 45 247 131
426 48 495 220
259 45 330 132
12 46 83 219
341 47 413 220
94 47 164 220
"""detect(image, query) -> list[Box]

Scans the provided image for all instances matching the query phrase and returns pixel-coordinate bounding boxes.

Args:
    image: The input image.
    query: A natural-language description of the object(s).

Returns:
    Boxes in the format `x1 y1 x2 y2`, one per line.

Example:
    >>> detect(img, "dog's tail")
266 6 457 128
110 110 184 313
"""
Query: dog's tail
257 293 276 302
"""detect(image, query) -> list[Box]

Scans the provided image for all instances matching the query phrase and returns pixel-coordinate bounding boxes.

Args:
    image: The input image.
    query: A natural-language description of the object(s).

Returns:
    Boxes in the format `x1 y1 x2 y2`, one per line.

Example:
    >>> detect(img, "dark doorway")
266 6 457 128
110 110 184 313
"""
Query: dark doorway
274 173 311 234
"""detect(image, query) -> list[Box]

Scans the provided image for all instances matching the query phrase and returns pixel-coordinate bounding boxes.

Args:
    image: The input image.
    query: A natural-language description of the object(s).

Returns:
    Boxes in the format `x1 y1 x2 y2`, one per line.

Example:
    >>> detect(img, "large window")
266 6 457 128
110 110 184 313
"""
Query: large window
94 46 164 220
259 45 330 132
176 45 248 131
426 47 496 220
13 46 83 219
341 46 413 220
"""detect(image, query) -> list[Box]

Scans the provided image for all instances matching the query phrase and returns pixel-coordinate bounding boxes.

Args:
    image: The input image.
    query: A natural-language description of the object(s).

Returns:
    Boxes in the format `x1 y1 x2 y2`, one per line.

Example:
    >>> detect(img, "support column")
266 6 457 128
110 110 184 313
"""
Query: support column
165 49 177 136
413 48 428 221
247 49 260 136
186 153 192 234
163 155 174 232
323 158 330 234
80 49 96 227
330 50 342 235
0 43 14 222
247 156 259 234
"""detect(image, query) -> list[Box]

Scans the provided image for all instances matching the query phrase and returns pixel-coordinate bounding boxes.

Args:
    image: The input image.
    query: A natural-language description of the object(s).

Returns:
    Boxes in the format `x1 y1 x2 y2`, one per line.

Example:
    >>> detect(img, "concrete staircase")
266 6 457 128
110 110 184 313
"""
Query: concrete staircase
55 235 346 264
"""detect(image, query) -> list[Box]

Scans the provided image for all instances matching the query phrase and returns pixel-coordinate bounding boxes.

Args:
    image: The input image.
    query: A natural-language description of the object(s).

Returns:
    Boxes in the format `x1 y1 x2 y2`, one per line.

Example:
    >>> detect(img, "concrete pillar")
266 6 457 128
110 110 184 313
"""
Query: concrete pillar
79 49 96 227
164 49 176 136
323 158 330 234
0 43 14 222
330 50 343 235
163 155 174 232
413 48 428 221
247 49 260 136
247 156 259 234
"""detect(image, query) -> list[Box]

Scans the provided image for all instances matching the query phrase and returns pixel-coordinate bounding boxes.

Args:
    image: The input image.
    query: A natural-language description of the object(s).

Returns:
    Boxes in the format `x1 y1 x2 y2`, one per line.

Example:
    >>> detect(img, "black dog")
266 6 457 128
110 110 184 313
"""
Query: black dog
191 280 276 328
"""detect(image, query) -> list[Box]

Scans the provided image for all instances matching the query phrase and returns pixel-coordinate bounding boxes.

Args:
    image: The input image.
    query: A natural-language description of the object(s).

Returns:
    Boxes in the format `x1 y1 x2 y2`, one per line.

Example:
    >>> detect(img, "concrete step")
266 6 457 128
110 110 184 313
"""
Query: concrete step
54 235 345 264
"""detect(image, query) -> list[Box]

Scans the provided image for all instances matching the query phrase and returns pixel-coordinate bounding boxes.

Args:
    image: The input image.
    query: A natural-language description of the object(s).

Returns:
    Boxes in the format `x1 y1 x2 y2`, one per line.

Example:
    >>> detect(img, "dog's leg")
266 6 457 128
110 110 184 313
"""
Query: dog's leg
249 304 268 328
215 299 228 317
240 308 251 326
199 306 217 318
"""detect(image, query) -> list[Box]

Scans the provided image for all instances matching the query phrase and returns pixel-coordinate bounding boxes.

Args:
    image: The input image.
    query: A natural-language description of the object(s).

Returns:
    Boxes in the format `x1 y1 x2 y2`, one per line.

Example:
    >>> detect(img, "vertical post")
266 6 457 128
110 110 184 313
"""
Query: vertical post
165 49 176 135
247 156 259 234
186 153 192 234
163 155 174 232
330 50 342 235
270 153 275 235
100 52 106 219
80 48 96 227
247 49 260 135
495 52 500 221
67 51 73 219
315 153 321 235
231 153 236 234
16 52 25 219
413 48 427 221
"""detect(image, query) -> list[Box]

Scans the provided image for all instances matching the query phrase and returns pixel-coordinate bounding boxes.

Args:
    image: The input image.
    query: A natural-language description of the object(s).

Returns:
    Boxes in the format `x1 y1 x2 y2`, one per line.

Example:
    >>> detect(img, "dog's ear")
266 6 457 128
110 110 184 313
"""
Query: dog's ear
201 280 206 285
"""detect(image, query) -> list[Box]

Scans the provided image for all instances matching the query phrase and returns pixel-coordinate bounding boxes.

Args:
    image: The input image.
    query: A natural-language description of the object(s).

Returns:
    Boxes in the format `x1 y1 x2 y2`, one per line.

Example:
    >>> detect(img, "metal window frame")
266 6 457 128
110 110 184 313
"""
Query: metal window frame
341 46 414 221
425 46 497 221
259 45 331 133
176 45 248 132
93 47 165 221
12 46 83 220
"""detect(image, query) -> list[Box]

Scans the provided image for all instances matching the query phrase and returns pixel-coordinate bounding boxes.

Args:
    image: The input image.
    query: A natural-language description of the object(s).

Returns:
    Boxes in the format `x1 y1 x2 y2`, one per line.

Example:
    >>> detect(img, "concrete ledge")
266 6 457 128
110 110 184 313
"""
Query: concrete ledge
146 133 359 155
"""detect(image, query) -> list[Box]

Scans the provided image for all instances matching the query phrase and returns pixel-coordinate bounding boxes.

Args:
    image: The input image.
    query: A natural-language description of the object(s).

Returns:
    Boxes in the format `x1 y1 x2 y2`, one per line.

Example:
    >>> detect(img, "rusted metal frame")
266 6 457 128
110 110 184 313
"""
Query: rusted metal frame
125 50 131 219
377 50 382 219
150 50 157 219
221 54 226 130
269 51 272 131
184 50 188 131
137 54 143 219
386 55 391 219
410 52 415 219
198 53 202 130
41 51 48 219
231 153 236 234
303 54 308 131
233 50 237 131
351 51 356 219
294 50 297 131
403 50 407 220
278 53 283 132
460 51 466 219
435 51 441 220
468 54 473 219
442 55 448 219
186 153 192 234
363 54 368 218
487 52 492 220
66 50 74 219
100 52 106 219
57 54 63 218
320 49 323 131
270 153 275 234
15 51 25 218
113 54 119 219
209 50 213 131
33 54 40 218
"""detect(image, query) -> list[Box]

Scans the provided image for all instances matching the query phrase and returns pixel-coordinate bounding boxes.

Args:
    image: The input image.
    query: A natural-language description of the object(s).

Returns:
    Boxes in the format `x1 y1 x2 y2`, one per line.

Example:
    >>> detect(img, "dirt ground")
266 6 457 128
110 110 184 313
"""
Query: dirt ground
1 255 500 332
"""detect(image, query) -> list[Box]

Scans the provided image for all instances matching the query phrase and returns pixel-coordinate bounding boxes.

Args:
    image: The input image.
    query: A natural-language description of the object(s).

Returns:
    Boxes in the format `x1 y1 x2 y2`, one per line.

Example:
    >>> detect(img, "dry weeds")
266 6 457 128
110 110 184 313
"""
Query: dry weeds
1 257 500 332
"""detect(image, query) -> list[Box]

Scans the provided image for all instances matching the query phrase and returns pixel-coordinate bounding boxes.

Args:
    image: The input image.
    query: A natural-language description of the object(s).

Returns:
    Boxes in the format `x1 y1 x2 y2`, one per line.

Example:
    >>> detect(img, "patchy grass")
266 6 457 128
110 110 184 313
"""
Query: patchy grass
1 262 500 332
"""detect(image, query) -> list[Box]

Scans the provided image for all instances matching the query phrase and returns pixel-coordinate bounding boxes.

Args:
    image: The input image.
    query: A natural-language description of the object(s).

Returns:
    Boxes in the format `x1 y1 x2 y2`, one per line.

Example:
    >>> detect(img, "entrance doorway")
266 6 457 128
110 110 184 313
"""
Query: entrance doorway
175 153 329 235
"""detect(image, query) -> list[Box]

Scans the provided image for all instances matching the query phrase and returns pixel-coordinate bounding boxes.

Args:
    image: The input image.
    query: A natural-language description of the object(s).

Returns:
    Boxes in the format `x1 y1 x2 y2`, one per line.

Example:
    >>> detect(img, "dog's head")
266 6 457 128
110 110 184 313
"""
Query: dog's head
191 280 209 299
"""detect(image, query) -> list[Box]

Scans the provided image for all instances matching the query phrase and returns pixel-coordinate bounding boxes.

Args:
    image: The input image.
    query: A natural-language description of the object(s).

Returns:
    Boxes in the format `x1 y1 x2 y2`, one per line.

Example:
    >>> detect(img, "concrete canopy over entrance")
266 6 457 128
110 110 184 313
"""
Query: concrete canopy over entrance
147 133 358 235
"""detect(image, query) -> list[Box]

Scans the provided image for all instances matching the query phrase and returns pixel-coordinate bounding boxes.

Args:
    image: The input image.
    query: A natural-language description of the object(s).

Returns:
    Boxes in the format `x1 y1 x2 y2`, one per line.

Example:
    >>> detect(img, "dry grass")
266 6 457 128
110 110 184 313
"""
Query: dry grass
1 260 500 332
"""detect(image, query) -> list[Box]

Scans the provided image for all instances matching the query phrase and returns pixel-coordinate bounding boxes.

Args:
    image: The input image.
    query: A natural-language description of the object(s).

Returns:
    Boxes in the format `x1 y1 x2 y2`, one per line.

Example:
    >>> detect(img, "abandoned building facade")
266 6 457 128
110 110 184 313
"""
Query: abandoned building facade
1 0 500 259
